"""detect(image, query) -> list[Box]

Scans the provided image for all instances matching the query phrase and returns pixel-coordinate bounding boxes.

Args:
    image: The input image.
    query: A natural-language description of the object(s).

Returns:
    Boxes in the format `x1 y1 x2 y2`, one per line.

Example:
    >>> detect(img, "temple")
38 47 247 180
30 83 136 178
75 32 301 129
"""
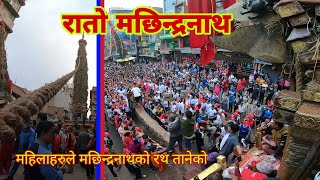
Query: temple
70 34 89 122
209 1 320 179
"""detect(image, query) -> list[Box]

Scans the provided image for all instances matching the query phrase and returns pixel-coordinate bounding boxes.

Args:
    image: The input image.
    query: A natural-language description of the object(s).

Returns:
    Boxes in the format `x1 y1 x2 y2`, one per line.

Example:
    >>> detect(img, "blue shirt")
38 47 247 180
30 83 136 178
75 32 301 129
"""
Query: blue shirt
190 68 194 75
228 95 235 104
18 128 36 153
104 96 109 104
264 110 273 119
34 139 63 180
219 133 240 156
202 79 207 87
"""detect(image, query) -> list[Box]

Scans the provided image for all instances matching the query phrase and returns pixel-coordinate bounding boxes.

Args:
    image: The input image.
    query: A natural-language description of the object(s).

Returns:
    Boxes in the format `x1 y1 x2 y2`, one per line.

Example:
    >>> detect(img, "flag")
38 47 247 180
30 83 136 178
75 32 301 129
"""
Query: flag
188 0 217 66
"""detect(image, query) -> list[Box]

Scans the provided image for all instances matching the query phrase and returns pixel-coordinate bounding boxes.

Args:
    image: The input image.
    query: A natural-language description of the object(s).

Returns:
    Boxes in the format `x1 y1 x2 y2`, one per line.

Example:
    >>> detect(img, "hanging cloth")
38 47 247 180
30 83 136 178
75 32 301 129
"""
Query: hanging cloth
188 0 217 66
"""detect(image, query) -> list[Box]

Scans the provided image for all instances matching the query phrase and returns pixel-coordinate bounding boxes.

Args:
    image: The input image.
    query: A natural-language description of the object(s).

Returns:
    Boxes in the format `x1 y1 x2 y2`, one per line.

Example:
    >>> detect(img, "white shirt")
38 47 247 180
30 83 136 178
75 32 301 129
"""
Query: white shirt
191 98 198 106
163 100 169 108
159 85 165 93
124 99 130 112
205 103 211 112
220 132 230 150
154 95 161 102
171 104 177 112
131 87 141 97
173 93 180 100
208 108 217 117
216 113 225 126
117 89 126 97
179 102 185 113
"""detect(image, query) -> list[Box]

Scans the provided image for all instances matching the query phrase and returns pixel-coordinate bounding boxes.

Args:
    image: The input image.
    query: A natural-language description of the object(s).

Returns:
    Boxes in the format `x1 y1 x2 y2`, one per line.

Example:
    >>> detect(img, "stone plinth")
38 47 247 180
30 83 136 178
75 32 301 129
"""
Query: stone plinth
274 90 302 112
278 102 320 180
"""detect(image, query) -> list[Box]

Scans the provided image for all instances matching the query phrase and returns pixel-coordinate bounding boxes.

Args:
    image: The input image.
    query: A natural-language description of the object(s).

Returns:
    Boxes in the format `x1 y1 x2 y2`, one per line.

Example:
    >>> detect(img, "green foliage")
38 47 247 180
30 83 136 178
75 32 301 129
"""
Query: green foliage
71 43 88 119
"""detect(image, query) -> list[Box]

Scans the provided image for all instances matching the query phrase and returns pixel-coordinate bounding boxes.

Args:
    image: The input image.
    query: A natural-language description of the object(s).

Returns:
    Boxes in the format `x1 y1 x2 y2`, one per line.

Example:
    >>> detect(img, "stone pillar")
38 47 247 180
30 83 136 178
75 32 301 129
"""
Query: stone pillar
275 89 320 180
277 103 320 180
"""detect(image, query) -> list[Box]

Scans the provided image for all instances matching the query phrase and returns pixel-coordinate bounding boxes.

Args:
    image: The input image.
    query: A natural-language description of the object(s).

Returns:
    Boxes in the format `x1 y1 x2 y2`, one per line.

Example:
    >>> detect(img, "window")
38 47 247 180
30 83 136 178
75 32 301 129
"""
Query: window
183 37 190 47
216 0 223 8
0 6 15 22
10 0 21 12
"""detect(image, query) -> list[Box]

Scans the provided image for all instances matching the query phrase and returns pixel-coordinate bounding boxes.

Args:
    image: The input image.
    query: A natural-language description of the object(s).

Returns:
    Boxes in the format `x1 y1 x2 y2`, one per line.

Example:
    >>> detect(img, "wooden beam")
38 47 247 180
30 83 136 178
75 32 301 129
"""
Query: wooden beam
190 155 226 180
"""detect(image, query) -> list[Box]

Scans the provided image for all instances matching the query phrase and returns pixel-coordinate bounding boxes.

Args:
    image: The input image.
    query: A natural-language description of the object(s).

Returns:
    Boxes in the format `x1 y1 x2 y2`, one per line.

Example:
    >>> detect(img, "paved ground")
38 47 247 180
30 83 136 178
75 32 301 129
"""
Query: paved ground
0 163 89 180
104 118 203 180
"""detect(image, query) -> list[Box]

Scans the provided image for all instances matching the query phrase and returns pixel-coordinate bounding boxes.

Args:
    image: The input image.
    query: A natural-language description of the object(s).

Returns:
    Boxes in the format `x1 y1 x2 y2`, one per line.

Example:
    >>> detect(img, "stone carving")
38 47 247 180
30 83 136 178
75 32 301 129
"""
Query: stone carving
306 81 320 92
291 126 320 141
278 98 300 111
274 1 305 18
285 141 311 167
302 90 316 101
209 1 320 179
240 0 277 19
294 115 320 131
273 109 295 125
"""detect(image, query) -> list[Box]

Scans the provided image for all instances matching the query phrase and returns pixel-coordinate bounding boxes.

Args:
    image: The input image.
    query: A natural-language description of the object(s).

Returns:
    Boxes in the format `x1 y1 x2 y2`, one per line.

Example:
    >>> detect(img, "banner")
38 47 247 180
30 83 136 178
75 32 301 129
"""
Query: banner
188 0 217 66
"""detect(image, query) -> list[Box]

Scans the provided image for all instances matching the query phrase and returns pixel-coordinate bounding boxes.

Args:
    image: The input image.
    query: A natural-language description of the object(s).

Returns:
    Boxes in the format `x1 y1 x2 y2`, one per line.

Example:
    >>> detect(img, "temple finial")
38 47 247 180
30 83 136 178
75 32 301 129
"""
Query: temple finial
82 32 84 40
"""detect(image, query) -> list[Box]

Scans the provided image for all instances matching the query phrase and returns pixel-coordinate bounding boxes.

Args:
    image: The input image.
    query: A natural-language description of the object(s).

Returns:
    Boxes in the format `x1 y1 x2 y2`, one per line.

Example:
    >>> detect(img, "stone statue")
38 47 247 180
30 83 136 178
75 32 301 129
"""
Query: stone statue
241 0 279 19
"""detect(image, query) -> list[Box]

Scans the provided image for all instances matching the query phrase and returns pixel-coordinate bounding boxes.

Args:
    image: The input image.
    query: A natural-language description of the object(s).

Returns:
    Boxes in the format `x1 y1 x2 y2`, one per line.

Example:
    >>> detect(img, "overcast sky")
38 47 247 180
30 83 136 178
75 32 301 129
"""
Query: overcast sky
6 0 164 90
6 0 163 106
6 0 96 91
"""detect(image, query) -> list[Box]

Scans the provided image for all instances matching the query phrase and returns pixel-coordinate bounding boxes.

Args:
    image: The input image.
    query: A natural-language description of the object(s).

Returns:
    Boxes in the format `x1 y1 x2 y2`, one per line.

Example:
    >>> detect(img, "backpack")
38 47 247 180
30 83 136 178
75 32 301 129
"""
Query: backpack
105 137 113 148
24 143 45 180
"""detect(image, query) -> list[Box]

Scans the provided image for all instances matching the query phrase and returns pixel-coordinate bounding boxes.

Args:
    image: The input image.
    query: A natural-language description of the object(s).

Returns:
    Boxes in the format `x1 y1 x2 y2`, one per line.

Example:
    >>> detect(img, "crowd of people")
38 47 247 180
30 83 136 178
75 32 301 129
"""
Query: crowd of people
105 59 291 179
0 113 96 180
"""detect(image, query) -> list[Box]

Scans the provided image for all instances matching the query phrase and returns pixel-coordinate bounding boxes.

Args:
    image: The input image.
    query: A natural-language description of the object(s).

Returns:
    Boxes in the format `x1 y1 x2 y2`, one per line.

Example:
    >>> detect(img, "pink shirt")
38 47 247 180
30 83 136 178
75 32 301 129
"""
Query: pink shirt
284 80 290 87
145 85 151 93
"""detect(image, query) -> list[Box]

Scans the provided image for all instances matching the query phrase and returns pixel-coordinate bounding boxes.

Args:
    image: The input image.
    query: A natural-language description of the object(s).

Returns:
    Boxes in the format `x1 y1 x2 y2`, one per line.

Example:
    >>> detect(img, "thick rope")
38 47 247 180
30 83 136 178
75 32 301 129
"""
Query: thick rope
295 55 303 92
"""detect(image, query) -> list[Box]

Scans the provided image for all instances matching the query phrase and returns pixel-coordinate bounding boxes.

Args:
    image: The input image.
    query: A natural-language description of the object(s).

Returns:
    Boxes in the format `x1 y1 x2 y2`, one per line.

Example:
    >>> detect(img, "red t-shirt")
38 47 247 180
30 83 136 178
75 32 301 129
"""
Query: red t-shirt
145 84 151 93
52 135 61 154
114 115 119 128
241 169 268 180
124 137 133 148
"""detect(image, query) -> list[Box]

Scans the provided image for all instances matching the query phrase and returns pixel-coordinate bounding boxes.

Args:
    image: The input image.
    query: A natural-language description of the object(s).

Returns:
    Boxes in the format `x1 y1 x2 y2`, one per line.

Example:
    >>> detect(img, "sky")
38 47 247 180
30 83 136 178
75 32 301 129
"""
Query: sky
5 0 163 115
104 0 163 10
6 0 164 90
6 0 96 91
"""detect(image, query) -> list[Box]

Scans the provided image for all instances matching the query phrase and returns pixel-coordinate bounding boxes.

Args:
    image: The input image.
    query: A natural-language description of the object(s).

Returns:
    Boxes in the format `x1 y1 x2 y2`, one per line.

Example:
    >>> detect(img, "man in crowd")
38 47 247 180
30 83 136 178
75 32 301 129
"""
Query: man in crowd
219 112 243 159
166 114 183 153
262 120 288 157
131 83 142 107
77 128 90 167
6 122 36 180
24 121 66 180
65 127 76 173
181 110 195 151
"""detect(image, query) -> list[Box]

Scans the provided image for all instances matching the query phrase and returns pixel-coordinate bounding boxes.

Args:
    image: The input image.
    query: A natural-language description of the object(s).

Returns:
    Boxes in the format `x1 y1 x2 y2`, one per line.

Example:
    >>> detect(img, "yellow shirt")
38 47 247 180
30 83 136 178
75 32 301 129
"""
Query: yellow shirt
272 127 288 147
256 78 265 84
